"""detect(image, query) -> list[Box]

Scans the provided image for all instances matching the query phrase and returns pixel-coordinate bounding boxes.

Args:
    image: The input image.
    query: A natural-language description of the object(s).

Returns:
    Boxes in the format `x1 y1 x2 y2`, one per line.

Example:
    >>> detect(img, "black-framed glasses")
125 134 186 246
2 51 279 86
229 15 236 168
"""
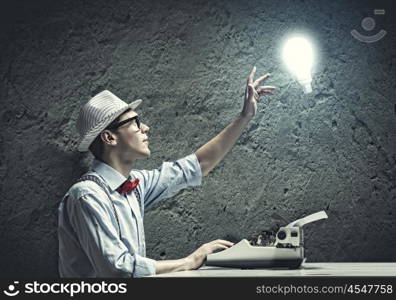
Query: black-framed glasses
107 115 141 130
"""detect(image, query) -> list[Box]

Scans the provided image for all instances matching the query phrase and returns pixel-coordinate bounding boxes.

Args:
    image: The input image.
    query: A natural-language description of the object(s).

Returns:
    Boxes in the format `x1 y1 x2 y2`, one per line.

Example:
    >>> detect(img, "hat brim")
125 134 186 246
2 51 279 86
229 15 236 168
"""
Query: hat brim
77 99 142 152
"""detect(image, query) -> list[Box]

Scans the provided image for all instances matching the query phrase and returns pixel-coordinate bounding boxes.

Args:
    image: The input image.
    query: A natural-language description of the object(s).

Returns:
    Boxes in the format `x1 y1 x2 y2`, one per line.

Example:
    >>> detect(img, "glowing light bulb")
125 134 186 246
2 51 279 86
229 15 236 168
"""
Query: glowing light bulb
282 36 314 93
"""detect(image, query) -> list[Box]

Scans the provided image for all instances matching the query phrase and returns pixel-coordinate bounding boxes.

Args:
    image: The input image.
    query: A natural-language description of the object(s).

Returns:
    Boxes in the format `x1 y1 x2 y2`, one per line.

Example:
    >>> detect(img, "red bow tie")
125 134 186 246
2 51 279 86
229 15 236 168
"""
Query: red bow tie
117 178 140 195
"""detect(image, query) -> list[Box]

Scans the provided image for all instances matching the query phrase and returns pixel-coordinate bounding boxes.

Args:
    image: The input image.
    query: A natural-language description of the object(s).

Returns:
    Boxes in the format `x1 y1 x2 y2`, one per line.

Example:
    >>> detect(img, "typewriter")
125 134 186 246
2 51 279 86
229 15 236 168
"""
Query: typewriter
206 211 328 269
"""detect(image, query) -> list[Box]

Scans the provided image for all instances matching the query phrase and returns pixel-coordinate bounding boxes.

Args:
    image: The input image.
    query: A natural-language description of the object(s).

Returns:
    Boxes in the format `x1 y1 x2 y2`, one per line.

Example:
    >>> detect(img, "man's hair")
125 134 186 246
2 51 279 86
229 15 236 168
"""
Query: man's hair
89 108 132 160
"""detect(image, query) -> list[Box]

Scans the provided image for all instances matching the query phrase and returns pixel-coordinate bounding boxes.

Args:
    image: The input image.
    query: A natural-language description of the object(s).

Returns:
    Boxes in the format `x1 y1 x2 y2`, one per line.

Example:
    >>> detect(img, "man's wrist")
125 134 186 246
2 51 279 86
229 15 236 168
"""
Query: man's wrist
238 112 253 125
183 256 193 271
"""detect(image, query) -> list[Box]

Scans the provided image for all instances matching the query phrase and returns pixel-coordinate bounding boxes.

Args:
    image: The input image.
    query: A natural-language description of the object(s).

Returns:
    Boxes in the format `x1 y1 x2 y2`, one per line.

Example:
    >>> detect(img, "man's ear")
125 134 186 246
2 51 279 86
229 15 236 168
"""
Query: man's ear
101 130 117 146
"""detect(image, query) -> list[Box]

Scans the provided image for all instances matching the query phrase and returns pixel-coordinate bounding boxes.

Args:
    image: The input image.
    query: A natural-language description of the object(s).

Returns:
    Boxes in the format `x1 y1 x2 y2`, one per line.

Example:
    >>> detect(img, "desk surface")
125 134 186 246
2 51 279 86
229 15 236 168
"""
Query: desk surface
152 263 396 277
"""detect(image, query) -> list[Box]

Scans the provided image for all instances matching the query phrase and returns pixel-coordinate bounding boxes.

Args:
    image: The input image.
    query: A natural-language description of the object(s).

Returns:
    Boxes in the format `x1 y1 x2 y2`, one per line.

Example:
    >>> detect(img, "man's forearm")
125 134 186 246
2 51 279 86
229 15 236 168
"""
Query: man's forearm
155 257 191 274
195 113 251 176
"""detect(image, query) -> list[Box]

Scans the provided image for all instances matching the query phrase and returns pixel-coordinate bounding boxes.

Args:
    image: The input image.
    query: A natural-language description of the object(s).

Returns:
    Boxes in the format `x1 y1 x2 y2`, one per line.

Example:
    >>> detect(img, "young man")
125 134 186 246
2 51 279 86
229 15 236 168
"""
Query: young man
58 67 275 277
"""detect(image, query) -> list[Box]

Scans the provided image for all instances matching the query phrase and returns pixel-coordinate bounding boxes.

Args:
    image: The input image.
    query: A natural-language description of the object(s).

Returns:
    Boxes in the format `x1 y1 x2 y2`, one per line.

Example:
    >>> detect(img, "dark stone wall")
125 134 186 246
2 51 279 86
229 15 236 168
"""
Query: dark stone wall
0 0 395 276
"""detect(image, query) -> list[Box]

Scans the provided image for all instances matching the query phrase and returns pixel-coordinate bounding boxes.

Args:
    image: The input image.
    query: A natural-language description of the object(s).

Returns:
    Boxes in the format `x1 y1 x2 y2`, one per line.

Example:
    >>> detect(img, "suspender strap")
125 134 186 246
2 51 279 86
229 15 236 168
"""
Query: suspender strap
77 174 122 239
76 173 143 240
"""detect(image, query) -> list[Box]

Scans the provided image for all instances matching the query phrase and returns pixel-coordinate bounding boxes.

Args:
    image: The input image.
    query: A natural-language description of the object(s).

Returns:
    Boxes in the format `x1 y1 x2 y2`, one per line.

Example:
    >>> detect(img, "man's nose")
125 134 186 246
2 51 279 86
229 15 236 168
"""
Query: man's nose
141 123 150 133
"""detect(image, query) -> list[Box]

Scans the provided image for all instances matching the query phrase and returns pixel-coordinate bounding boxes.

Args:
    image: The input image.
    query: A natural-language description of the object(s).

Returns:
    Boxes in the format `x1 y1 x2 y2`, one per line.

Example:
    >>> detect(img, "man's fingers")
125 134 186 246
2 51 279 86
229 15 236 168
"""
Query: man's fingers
257 86 276 94
257 85 276 90
248 84 257 94
247 84 259 100
210 244 228 253
247 66 256 85
253 74 271 87
214 239 234 247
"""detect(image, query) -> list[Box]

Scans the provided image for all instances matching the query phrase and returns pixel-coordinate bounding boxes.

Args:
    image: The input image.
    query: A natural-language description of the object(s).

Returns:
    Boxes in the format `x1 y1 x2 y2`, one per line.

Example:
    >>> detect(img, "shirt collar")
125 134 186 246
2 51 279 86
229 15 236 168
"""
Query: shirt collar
91 159 129 192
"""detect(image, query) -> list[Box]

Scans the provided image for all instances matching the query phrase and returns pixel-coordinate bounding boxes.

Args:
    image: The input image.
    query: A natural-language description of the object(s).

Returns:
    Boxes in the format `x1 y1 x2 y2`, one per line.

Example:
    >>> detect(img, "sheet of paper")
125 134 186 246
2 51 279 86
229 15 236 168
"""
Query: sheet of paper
287 211 328 227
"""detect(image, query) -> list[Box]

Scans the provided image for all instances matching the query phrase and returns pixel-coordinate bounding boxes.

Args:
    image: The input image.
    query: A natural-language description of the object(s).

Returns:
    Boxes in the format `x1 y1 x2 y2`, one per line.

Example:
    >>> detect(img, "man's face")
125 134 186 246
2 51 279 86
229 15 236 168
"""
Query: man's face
111 110 150 160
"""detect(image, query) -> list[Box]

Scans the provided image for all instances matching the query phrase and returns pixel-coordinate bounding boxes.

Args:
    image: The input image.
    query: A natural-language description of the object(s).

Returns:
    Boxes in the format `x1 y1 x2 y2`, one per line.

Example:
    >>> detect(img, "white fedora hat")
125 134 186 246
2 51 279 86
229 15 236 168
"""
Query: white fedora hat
76 90 142 152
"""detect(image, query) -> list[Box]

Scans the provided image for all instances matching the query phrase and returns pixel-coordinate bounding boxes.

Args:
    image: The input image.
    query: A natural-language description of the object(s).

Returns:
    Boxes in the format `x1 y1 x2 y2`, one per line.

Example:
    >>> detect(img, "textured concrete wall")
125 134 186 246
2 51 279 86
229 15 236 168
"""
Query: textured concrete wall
0 0 395 276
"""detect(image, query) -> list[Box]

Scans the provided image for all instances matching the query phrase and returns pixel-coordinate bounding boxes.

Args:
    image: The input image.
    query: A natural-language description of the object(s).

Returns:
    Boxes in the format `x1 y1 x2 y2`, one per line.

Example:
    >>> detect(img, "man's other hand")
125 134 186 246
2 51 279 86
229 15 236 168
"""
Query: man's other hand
185 239 234 270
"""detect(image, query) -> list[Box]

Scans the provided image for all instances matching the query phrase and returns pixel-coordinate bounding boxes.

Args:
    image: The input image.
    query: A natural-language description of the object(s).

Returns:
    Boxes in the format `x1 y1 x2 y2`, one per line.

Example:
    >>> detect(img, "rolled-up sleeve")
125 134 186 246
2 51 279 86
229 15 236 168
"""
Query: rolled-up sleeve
133 153 202 209
68 193 156 277
134 254 157 277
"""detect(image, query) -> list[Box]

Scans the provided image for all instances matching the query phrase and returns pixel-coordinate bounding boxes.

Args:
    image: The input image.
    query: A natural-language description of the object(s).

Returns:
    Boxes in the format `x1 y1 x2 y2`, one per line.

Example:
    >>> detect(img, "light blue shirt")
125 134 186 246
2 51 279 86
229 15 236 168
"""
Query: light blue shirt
58 153 202 278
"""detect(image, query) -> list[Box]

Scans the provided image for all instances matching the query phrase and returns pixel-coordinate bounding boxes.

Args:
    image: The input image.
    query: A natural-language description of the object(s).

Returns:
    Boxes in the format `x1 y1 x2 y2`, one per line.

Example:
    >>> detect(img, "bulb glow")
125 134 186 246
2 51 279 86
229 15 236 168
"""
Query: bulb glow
282 36 314 93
